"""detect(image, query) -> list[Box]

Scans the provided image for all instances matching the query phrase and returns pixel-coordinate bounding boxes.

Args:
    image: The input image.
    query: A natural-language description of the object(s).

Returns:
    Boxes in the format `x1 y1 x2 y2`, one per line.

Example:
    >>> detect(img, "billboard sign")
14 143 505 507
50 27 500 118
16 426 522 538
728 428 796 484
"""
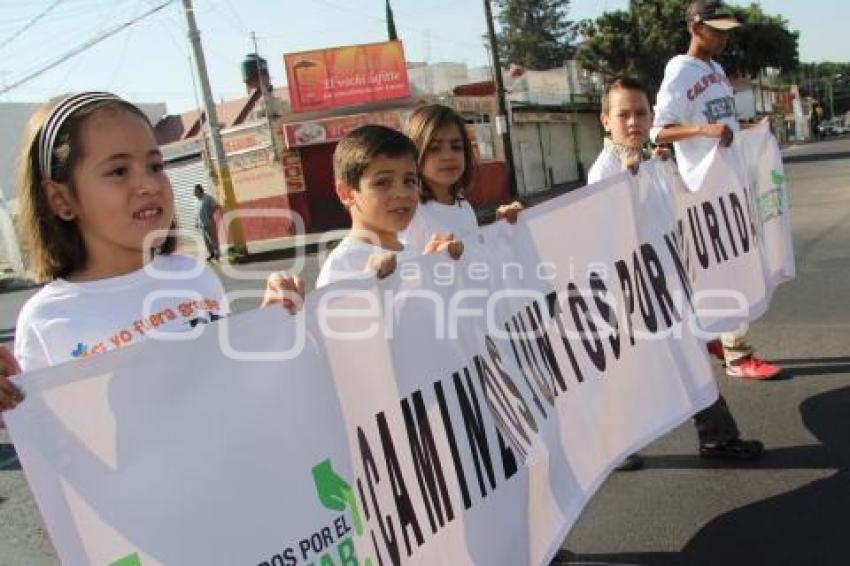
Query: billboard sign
284 40 410 114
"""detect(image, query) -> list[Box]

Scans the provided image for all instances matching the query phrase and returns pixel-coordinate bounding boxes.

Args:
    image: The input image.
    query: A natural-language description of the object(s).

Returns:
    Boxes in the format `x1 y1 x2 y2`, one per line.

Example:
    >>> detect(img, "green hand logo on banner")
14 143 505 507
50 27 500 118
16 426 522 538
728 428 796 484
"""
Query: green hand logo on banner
312 459 375 566
111 552 142 566
771 169 786 186
312 459 363 536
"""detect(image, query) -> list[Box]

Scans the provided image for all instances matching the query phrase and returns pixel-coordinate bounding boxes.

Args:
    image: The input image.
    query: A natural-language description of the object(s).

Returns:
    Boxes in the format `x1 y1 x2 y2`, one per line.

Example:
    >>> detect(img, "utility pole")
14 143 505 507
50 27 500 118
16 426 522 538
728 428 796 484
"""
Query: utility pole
181 0 246 254
827 79 835 118
483 0 518 199
251 32 280 161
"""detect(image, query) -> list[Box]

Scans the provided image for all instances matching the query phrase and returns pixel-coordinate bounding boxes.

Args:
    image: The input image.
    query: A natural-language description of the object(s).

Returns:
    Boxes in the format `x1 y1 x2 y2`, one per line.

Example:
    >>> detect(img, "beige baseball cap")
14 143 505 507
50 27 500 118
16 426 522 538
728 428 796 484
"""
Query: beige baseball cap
687 0 742 31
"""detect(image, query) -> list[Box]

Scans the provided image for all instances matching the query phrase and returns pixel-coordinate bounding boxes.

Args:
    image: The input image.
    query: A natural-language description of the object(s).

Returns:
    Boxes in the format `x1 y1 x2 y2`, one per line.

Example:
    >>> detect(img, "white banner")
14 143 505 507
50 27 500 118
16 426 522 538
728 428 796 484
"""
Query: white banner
6 132 793 566
655 122 795 332
738 122 796 294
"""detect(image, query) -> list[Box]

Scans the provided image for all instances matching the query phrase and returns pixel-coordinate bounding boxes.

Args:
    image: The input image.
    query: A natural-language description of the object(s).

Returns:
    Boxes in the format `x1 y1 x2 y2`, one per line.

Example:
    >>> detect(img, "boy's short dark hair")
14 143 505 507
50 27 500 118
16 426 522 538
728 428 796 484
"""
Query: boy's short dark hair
601 76 652 115
333 125 418 188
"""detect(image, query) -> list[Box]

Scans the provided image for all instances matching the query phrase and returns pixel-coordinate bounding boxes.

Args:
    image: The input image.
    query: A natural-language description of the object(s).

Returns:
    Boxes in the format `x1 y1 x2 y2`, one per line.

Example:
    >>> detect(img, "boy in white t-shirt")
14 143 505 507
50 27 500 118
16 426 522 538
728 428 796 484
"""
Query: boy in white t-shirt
316 125 460 288
588 77 671 185
592 76 763 462
651 0 783 382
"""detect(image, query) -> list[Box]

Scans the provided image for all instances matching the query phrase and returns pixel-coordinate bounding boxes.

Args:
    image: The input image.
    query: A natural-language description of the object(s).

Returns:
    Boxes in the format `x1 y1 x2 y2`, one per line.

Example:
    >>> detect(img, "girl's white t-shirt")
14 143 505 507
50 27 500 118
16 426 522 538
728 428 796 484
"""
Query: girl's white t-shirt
14 254 227 372
651 55 740 180
400 199 479 254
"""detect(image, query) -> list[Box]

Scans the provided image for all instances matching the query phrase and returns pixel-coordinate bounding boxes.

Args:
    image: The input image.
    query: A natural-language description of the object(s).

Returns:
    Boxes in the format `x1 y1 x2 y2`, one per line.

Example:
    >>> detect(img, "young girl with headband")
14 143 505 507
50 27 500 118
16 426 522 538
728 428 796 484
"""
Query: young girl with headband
0 92 302 413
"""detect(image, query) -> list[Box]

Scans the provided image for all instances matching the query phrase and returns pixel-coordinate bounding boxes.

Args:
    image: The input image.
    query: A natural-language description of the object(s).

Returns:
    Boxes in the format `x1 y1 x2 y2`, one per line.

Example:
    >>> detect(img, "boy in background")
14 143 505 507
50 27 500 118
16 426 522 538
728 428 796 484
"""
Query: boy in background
592 76 764 461
651 0 782 381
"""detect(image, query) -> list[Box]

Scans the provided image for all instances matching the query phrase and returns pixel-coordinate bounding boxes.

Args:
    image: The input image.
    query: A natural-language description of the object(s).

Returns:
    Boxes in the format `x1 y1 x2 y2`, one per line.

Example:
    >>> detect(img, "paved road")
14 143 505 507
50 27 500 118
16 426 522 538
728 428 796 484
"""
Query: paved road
1 137 849 564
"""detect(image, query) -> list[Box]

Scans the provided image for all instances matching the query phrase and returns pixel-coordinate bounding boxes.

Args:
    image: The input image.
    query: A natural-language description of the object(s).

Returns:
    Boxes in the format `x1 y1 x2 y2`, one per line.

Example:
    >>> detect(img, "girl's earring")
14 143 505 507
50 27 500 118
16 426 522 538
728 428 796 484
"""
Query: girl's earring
58 209 75 221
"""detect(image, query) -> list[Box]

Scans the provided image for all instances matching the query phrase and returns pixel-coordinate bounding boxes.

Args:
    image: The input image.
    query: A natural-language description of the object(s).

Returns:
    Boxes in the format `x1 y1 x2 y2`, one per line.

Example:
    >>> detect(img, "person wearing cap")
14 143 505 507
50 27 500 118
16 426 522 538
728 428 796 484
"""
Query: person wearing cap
649 0 781 460
651 0 783 380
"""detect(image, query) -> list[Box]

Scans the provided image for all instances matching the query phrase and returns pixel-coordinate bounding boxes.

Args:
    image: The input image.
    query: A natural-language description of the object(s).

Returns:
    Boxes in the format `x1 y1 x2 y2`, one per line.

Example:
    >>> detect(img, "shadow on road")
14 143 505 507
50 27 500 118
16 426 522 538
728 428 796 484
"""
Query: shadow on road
0 443 20 471
0 327 14 344
768 356 850 379
784 151 850 164
565 386 850 566
640 442 835 471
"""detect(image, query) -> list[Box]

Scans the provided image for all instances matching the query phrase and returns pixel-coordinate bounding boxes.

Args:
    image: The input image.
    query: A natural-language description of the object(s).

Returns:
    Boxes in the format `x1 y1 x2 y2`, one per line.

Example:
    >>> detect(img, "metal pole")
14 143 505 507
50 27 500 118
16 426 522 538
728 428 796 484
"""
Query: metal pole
483 0 518 199
251 32 280 161
182 0 246 254
828 79 835 118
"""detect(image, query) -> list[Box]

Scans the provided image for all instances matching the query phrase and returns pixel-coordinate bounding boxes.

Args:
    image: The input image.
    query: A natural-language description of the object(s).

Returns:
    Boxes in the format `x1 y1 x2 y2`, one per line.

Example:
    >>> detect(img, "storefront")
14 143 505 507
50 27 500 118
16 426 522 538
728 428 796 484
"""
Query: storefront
221 121 301 242
161 138 212 250
510 104 603 196
279 108 411 231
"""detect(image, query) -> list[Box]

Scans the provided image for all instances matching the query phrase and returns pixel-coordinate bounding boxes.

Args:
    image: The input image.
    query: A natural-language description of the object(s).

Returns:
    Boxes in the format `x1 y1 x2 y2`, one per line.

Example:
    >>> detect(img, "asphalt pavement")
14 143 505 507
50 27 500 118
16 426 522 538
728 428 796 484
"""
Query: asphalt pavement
1 136 850 565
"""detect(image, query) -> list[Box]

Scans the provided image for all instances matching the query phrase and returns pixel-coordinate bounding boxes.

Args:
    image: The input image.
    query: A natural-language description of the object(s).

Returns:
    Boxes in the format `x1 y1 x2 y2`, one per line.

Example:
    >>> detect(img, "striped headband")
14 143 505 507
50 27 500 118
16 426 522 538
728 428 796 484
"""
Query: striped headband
38 91 123 180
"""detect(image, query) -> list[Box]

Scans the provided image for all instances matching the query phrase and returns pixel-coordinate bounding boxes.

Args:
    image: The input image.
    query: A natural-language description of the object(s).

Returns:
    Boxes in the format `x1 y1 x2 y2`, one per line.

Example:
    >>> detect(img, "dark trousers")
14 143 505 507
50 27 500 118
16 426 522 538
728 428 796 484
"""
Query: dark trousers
693 395 740 445
202 225 219 260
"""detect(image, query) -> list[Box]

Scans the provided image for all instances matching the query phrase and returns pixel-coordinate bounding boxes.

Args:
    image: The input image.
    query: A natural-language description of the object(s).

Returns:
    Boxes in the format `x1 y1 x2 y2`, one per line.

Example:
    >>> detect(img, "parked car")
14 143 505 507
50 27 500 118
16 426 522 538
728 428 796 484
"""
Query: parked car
818 118 848 137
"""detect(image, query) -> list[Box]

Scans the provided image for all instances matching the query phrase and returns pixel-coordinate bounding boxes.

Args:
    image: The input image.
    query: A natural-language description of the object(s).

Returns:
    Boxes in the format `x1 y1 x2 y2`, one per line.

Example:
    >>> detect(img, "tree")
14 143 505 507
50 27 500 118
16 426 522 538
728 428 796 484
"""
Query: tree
495 0 577 70
718 5 799 79
795 62 850 117
576 0 799 93
576 0 688 90
386 0 398 42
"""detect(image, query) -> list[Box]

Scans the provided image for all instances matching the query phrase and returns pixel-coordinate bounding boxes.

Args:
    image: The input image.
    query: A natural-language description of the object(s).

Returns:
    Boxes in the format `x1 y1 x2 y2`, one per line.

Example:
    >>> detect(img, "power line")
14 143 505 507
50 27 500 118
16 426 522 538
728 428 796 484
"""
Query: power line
105 0 144 88
0 0 175 96
0 0 65 50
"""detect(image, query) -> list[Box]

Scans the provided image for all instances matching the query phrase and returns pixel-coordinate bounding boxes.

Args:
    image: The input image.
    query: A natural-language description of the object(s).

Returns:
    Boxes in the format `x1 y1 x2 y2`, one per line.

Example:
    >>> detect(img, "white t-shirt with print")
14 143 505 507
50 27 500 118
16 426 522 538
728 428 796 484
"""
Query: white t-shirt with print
316 236 411 289
652 55 740 182
399 199 479 254
15 254 227 372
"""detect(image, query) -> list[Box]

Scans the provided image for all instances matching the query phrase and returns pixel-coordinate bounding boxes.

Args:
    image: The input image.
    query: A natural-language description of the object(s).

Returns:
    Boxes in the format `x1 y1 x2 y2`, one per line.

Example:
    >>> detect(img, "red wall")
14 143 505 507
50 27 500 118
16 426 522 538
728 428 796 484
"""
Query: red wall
227 195 295 242
466 161 510 208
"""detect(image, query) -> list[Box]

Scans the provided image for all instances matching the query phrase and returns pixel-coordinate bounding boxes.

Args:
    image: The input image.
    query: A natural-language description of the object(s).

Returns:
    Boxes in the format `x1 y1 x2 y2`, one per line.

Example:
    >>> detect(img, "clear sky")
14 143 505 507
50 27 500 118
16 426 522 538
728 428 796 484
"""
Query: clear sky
0 0 846 114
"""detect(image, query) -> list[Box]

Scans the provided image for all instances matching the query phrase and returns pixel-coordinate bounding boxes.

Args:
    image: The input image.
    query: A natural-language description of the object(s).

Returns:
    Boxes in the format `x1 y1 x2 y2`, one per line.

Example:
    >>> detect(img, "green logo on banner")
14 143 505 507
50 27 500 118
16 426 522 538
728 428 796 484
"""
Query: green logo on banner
111 552 142 566
312 459 363 536
771 169 786 186
312 459 372 566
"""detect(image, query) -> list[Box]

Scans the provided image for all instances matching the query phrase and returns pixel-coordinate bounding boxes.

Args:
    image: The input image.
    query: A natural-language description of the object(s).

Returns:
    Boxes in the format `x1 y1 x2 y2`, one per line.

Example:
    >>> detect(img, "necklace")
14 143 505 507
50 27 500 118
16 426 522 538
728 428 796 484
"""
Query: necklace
604 137 648 162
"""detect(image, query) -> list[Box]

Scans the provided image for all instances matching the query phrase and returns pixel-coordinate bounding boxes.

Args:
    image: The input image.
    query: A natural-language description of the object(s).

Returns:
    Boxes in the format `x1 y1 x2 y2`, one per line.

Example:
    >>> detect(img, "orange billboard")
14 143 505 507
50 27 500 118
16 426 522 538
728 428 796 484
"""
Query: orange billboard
284 40 410 114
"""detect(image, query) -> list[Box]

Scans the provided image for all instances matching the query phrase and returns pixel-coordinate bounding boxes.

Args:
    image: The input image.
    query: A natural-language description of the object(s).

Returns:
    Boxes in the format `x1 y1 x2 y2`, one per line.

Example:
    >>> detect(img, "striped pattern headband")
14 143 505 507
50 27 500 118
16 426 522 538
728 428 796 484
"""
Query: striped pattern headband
38 91 122 180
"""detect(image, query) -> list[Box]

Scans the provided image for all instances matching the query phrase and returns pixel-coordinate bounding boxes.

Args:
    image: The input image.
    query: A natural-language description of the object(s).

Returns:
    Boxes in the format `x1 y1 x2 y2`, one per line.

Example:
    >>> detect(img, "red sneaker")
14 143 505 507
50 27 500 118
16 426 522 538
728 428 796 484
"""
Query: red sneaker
726 355 783 380
706 339 725 361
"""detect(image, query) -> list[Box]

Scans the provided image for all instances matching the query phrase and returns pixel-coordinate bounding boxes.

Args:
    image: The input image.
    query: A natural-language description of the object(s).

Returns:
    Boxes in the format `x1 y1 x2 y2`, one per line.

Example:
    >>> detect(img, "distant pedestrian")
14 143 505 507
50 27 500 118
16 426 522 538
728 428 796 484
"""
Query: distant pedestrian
194 184 221 262
651 0 783 383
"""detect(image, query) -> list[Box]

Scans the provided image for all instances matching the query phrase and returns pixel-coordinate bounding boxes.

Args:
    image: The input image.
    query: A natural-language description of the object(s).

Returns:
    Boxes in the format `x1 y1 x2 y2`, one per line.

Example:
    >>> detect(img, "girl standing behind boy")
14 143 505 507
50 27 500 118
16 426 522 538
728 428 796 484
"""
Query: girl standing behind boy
0 92 301 413
401 104 523 253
